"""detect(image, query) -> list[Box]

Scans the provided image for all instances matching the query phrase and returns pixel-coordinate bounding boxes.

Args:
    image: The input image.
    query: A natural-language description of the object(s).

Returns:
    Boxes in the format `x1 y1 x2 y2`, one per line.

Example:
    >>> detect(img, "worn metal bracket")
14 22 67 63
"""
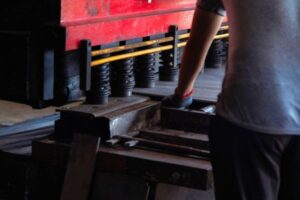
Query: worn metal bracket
79 40 92 91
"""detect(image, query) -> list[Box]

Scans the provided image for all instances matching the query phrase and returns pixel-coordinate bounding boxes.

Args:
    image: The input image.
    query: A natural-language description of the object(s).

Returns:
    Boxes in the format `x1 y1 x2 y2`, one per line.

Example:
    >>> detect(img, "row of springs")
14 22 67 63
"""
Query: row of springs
87 36 228 104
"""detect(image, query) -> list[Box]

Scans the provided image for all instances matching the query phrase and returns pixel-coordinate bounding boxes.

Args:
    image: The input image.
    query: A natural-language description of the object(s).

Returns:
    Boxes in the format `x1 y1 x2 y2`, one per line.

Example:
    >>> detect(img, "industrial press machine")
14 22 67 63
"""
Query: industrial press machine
0 0 229 199
0 0 228 107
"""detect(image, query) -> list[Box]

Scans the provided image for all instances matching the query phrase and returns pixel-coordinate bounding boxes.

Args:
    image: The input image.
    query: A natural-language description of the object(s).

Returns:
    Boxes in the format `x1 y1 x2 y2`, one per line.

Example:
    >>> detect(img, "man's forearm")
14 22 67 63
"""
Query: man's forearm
176 8 224 96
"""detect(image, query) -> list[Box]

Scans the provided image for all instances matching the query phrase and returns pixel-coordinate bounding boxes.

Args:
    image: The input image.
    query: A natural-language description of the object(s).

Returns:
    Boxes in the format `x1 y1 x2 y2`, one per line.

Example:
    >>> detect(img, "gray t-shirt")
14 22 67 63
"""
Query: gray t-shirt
197 0 300 135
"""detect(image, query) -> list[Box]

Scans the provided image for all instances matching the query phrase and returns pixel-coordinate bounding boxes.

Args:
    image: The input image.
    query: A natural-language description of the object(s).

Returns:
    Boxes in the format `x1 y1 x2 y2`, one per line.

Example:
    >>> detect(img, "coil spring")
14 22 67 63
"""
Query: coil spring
110 49 135 97
86 54 111 104
134 44 158 88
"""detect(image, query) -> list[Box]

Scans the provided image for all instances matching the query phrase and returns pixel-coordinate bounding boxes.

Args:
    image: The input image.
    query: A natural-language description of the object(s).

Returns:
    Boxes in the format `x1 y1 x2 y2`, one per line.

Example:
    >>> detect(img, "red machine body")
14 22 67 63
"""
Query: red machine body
0 0 199 106
61 0 196 50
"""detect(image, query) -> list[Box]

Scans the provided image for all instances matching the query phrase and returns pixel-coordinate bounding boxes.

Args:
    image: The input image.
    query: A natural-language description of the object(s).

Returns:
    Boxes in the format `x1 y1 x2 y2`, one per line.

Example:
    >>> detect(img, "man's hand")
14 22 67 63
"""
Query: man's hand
162 89 193 109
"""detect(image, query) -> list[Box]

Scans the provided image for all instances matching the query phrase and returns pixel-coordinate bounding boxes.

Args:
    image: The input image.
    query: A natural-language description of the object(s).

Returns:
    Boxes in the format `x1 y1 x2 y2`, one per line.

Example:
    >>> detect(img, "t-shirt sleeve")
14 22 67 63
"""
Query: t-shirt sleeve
197 0 226 16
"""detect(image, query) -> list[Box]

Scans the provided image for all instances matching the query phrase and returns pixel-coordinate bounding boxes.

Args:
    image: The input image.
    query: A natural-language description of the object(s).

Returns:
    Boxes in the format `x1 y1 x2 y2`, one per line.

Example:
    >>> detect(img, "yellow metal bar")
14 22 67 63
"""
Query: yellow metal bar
178 32 229 40
90 26 229 66
92 26 229 56
178 42 187 48
91 45 173 67
178 33 229 48
219 25 229 31
91 25 229 58
92 37 174 56
214 33 229 40
178 33 190 40
91 33 229 66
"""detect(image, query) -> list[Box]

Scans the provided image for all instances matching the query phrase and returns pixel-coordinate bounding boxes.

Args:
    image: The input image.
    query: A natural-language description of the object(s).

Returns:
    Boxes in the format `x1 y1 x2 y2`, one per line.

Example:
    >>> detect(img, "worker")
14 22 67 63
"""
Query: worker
163 0 300 199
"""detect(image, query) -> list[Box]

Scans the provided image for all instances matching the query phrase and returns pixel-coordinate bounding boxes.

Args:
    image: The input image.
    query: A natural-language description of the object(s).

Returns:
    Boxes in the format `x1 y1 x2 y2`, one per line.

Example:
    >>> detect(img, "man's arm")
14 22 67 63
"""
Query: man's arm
175 7 224 96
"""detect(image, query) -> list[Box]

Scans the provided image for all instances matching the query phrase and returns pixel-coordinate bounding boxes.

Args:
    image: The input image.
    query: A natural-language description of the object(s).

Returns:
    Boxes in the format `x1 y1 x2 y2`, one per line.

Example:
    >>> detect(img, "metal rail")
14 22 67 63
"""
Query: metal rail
91 26 229 67
92 45 173 66
92 37 174 56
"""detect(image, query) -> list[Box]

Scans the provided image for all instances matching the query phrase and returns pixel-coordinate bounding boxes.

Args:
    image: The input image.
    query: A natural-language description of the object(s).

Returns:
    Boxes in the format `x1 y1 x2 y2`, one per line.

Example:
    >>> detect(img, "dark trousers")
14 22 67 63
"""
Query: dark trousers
209 115 300 200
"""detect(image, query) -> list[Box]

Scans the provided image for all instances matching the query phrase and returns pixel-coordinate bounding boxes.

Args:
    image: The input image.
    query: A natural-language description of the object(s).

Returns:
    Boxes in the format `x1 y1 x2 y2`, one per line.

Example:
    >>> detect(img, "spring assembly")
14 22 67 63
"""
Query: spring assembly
205 39 227 68
134 44 159 88
86 54 111 104
110 49 135 97
159 49 179 81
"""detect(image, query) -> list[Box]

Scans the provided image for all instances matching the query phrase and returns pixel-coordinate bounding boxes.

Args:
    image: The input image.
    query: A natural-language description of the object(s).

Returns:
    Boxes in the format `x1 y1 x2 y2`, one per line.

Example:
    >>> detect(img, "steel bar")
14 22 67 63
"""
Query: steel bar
138 128 209 150
57 96 149 118
214 33 229 40
178 41 187 48
55 98 160 140
79 40 92 91
115 134 210 159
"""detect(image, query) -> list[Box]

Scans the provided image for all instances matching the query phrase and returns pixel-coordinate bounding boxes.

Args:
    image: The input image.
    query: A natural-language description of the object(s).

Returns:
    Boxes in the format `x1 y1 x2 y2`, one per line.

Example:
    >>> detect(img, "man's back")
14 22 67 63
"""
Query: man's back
215 0 300 134
186 2 300 200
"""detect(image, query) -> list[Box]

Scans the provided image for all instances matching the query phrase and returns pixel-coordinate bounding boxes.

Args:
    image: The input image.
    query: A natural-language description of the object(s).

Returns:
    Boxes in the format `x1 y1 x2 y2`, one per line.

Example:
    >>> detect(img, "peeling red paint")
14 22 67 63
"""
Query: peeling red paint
85 0 99 16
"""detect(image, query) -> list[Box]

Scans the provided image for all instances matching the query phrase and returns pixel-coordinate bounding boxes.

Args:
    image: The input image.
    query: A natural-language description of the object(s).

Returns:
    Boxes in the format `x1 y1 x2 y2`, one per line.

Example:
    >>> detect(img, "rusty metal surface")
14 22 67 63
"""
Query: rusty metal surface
58 95 149 118
32 139 213 190
161 107 214 134
46 94 217 193
33 99 216 193
115 134 210 159
55 100 160 141
97 147 212 190
103 101 160 137
138 127 209 150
